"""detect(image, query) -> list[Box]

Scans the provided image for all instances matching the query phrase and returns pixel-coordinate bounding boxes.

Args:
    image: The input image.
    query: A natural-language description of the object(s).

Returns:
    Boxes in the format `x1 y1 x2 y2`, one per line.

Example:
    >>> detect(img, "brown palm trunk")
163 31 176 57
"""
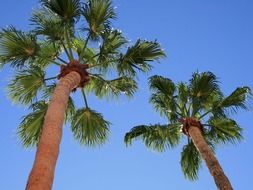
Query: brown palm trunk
188 126 233 190
25 71 81 190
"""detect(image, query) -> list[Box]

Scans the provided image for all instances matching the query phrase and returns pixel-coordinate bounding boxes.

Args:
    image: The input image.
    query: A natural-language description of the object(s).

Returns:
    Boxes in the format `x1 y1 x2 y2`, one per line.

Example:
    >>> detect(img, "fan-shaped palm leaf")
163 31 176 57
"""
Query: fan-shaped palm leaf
83 0 116 39
219 86 250 113
40 0 82 23
30 8 64 41
124 124 181 152
149 75 176 96
180 141 201 180
71 108 110 146
18 101 48 147
117 40 165 76
207 117 243 144
7 66 45 104
0 26 38 68
86 74 137 98
189 71 223 116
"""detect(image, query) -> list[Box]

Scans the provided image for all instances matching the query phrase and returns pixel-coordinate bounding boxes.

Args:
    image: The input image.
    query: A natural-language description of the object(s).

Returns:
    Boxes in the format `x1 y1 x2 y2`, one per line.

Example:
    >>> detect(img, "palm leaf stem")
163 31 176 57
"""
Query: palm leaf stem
64 28 74 61
60 39 71 61
56 56 68 64
44 76 58 81
198 110 212 120
81 89 89 108
79 33 91 62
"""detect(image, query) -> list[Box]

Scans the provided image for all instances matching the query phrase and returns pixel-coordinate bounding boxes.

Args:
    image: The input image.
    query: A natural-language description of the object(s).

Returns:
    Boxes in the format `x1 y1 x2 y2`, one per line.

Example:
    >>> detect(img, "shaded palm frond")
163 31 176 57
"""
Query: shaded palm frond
18 101 48 147
71 108 110 146
40 0 82 23
180 141 202 181
117 40 165 76
7 66 45 104
86 74 137 98
177 82 190 116
149 75 176 96
125 124 181 152
206 117 243 144
83 0 116 39
0 26 38 68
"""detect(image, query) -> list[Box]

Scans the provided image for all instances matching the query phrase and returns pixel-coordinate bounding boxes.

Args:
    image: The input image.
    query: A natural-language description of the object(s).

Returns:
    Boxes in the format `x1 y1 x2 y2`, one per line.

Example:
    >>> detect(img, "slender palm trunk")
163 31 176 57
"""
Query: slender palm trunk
188 126 233 190
26 71 81 190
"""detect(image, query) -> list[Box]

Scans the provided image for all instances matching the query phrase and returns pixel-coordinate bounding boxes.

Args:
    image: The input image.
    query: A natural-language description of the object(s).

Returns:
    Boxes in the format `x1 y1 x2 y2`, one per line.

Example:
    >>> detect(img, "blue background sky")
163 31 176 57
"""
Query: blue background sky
1 0 253 189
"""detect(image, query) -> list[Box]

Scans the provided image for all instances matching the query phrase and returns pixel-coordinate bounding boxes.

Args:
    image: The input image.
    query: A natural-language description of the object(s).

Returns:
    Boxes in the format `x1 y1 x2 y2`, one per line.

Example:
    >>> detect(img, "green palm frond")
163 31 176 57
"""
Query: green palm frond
86 74 137 98
125 124 181 152
207 117 243 144
72 38 96 63
83 0 116 39
189 71 223 116
18 101 48 147
71 108 110 146
0 26 38 68
150 93 179 121
180 141 202 180
177 82 190 116
149 75 176 96
117 40 165 76
7 66 45 104
40 0 82 23
35 42 61 68
149 75 178 120
219 86 251 113
30 8 64 41
98 30 127 62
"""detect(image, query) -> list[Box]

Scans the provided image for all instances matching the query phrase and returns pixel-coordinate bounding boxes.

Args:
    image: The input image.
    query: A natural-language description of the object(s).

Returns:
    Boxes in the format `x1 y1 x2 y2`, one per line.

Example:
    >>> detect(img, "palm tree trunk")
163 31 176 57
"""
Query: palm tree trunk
25 71 81 190
188 126 233 190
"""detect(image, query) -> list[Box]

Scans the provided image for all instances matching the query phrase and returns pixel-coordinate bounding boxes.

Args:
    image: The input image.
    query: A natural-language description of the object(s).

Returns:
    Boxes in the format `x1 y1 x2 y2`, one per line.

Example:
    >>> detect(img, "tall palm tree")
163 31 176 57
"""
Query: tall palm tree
125 72 251 190
0 0 165 189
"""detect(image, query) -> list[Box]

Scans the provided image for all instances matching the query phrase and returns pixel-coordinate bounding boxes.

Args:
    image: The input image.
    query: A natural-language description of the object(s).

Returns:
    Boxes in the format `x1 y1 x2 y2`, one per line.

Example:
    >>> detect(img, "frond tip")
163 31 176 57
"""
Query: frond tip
71 108 110 146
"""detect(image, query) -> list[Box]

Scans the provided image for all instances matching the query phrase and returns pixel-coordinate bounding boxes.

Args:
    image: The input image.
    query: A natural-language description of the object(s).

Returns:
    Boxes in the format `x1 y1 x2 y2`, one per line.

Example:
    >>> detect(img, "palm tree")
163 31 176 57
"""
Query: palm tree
125 72 251 190
0 0 165 189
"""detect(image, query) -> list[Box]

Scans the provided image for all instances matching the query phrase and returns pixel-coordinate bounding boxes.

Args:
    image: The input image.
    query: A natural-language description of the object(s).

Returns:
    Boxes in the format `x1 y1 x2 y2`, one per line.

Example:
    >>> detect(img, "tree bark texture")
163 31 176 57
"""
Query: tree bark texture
188 126 233 190
26 71 81 190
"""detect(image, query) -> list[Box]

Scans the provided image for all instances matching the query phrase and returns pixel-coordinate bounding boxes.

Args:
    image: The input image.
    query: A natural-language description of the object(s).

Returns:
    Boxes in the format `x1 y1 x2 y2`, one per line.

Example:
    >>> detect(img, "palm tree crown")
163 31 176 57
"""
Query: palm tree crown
125 71 251 180
0 0 165 147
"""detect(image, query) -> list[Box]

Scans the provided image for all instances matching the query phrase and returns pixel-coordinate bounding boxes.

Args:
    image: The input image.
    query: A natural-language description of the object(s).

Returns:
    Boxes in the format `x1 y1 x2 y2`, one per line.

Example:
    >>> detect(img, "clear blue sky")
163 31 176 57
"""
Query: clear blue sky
1 0 253 189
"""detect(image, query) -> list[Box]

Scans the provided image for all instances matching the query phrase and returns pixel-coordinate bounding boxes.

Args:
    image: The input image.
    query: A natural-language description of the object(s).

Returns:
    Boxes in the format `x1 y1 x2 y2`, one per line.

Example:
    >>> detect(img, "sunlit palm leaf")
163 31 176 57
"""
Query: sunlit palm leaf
18 101 48 147
180 141 201 180
30 8 64 41
207 117 243 144
40 0 82 23
189 72 223 116
86 74 137 98
71 108 110 146
72 38 96 64
83 0 116 39
117 40 165 76
7 66 45 104
125 124 181 152
0 26 38 68
219 87 250 113
177 82 190 116
98 30 127 63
